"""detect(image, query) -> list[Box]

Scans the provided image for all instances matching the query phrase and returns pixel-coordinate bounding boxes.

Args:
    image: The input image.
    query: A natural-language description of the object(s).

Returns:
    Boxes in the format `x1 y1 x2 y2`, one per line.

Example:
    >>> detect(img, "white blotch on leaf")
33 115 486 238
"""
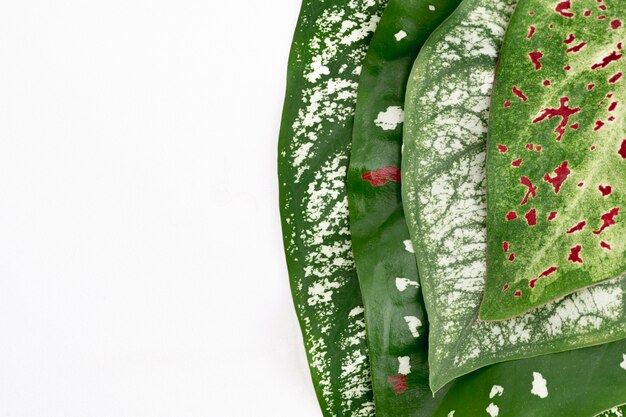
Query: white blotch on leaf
489 385 504 398
395 30 407 41
375 106 404 130
398 356 411 375
404 316 422 338
395 277 420 292
486 403 499 417
621 354 626 371
531 372 548 398
403 240 415 253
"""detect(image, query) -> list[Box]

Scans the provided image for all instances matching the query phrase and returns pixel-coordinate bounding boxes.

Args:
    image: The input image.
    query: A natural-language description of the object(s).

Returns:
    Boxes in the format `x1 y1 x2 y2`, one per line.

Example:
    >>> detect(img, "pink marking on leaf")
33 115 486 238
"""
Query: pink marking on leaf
529 51 544 70
504 100 512 108
584 9 592 16
593 208 620 234
526 144 534 150
598 15 606 20
529 266 558 288
611 19 623 29
498 144 509 153
525 208 537 226
514 290 522 297
564 65 572 71
599 185 613 196
544 79 551 86
509 253 516 262
563 33 576 44
578 182 585 188
609 101 619 111
506 211 518 221
567 220 587 234
532 97 580 141
548 211 558 221
568 245 583 263
520 176 537 205
591 50 623 70
587 83 596 90
536 145 543 151
503 241 510 252
570 123 579 130
567 42 587 53
388 375 408 395
512 158 523 167
555 0 574 17
601 241 612 250
513 86 528 101
528 25 536 39
502 284 510 292
544 161 571 193
362 167 401 186
609 72 623 83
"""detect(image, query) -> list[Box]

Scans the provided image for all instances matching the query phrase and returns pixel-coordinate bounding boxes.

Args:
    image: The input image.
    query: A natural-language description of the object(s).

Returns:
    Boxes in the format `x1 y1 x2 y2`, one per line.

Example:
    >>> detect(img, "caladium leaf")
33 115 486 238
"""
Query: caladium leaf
481 0 626 320
347 0 462 414
277 0 387 414
402 0 626 393
350 0 626 413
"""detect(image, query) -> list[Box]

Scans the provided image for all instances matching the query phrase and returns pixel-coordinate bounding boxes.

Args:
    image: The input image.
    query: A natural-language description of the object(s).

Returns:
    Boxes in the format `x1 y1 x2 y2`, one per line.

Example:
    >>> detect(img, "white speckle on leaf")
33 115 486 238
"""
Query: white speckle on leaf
395 277 420 292
398 356 411 375
429 4 436 11
489 385 504 398
404 316 422 338
447 411 455 417
403 240 414 253
375 106 404 130
531 372 548 398
395 30 408 41
486 403 499 417
621 354 626 371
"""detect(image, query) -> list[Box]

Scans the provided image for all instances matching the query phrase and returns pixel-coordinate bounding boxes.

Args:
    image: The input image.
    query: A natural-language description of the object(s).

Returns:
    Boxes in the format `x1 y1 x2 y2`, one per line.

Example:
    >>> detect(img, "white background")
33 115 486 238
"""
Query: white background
0 1 321 416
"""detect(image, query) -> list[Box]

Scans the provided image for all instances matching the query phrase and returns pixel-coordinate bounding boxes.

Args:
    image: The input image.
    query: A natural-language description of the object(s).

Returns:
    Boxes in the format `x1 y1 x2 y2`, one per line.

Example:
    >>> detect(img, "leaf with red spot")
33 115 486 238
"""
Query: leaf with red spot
483 0 626 320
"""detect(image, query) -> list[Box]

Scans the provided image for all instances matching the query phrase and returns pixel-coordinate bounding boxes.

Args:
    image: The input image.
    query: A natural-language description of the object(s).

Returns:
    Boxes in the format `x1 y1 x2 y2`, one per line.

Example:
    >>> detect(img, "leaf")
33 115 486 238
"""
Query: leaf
597 405 626 417
402 0 626 393
482 0 626 320
277 0 387 414
347 0 463 414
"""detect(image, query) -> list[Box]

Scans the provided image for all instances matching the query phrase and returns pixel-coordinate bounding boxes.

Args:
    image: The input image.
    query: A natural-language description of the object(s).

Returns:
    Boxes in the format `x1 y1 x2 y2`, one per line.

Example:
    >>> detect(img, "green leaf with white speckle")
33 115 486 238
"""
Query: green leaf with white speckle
402 0 626 393
278 0 387 414
481 0 626 320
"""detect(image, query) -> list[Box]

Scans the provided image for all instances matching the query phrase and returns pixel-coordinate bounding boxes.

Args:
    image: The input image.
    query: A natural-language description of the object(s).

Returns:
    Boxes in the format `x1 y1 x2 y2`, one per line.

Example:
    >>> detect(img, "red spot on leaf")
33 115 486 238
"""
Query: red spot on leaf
601 241 612 250
512 86 528 101
525 208 537 226
504 100 512 108
528 25 536 39
619 139 626 158
498 144 508 153
594 120 605 131
532 97 580 141
506 211 518 221
529 266 558 288
599 4 607 10
584 9 592 16
611 19 623 29
548 211 558 221
598 15 606 20
564 65 572 71
609 116 616 122
567 220 587 234
362 167 401 186
520 176 537 205
577 182 585 187
570 123 579 130
502 284 510 292
555 0 574 17
514 290 522 297
609 101 619 111
567 245 583 263
503 241 509 252
536 145 543 151
599 185 613 196
587 83 596 90
609 72 623 83
528 51 544 70
512 158 523 167
544 161 571 193
593 208 620 234
388 375 407 395
591 50 623 70
563 33 576 44
509 253 516 262
567 42 587 53
543 79 551 86
526 144 534 150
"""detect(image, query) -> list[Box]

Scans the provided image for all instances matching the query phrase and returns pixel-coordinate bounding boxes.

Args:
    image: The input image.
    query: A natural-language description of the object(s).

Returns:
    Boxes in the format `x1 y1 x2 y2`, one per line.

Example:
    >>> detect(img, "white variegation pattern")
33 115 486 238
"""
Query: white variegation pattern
402 0 626 393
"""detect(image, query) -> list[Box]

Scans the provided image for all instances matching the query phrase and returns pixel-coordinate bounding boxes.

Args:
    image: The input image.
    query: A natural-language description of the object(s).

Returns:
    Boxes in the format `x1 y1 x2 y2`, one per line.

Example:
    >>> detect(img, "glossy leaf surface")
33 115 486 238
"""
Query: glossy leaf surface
482 0 626 320
347 0 462 414
277 0 387 414
402 0 626 393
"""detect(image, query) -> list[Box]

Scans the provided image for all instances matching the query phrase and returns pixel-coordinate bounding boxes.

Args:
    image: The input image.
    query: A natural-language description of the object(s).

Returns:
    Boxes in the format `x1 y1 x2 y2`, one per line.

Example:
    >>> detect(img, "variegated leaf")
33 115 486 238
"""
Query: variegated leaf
402 0 626 393
278 0 387 414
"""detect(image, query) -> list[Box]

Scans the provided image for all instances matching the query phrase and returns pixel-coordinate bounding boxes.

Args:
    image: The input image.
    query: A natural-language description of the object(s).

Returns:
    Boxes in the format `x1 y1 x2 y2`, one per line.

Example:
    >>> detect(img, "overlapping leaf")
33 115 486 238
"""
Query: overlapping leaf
277 0 387 414
482 0 626 320
402 0 626 393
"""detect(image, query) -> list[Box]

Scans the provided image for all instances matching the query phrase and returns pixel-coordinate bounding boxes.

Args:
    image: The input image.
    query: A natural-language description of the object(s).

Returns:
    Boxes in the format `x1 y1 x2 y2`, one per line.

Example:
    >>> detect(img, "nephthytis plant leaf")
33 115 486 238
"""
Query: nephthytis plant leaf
347 0 462 414
402 0 626 393
482 0 626 320
277 0 387 415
